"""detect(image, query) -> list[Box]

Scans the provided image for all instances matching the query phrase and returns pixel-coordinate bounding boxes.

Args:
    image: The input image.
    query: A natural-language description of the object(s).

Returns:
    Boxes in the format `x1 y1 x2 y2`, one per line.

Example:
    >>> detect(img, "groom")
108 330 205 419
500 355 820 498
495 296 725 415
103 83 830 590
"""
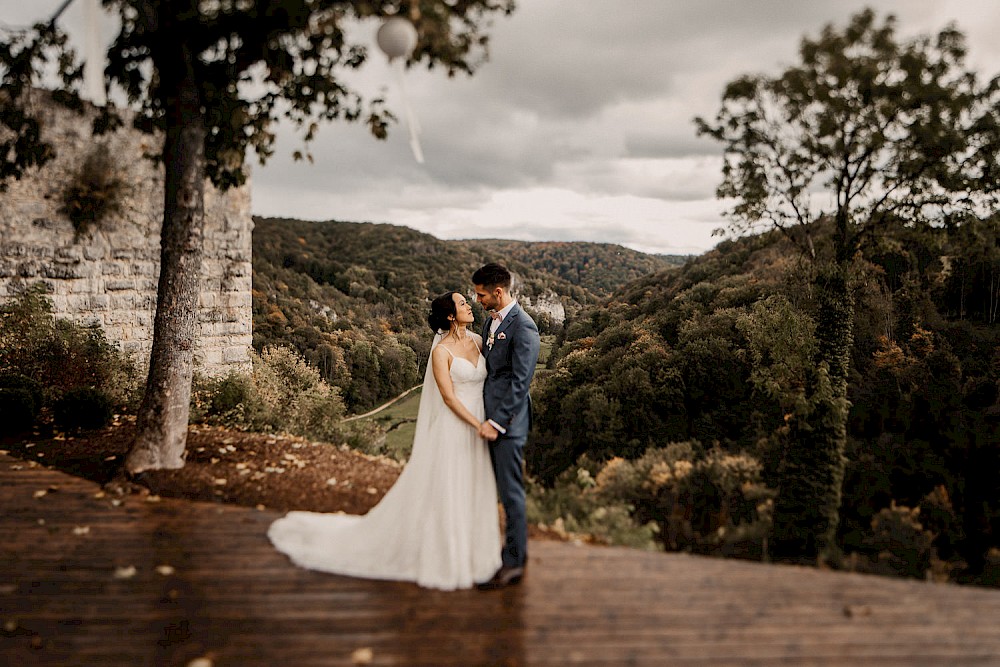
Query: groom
473 263 541 590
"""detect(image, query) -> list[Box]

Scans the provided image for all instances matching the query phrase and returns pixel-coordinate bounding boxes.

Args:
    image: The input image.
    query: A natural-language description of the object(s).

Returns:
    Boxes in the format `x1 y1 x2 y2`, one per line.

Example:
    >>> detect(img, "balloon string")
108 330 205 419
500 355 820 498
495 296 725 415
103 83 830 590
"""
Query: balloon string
84 0 106 105
393 59 424 164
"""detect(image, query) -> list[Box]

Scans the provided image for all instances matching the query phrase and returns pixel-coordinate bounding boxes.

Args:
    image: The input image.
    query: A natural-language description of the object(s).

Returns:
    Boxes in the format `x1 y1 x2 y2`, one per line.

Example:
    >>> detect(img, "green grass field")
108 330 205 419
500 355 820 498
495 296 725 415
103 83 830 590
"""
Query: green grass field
360 334 556 461
368 389 422 460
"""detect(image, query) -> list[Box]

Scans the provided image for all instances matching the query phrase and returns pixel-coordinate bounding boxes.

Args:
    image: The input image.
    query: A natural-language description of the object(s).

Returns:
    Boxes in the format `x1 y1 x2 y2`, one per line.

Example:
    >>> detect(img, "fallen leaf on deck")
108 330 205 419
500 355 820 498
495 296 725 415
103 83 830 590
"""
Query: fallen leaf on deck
351 647 374 665
155 565 176 576
113 566 137 579
72 526 90 535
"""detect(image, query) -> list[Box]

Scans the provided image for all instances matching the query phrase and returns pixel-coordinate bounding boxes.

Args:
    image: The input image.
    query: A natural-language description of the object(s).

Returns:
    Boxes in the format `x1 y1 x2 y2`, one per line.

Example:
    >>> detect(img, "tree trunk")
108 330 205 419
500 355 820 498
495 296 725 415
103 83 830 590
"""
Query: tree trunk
771 261 852 561
124 34 206 474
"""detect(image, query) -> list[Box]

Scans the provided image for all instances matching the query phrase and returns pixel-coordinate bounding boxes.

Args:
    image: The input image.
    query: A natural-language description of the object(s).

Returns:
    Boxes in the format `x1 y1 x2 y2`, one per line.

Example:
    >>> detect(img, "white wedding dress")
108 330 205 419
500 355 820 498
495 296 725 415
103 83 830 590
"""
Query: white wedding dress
268 332 502 590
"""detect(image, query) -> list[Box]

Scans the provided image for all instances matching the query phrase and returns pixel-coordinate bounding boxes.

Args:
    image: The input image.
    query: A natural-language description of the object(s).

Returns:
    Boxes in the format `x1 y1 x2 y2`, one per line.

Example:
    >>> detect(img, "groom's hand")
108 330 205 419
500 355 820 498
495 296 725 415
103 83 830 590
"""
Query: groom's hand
479 421 500 442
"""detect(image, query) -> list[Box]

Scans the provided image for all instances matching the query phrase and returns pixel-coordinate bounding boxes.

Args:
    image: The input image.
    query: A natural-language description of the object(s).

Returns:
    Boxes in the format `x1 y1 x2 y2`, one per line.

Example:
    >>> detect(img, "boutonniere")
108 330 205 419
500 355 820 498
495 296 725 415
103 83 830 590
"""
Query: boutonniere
487 332 495 348
497 332 506 340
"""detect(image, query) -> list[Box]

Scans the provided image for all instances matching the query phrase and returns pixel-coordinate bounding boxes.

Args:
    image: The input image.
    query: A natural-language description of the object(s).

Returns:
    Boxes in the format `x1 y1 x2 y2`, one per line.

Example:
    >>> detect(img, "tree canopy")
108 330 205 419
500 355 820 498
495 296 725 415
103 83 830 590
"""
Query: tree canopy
2 0 515 189
695 8 1000 262
693 9 1000 560
1 0 515 474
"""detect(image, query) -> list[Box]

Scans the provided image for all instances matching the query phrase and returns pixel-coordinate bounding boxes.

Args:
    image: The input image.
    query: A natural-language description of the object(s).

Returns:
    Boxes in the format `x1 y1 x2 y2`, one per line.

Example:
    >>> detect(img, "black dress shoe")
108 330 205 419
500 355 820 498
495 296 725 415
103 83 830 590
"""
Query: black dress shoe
476 565 525 590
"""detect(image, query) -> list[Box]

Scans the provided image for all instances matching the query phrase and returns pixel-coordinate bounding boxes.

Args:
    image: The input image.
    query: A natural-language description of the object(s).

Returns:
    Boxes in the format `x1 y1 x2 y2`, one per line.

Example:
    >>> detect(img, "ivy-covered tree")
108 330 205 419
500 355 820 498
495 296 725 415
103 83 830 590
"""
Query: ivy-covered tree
0 0 514 474
695 10 1000 559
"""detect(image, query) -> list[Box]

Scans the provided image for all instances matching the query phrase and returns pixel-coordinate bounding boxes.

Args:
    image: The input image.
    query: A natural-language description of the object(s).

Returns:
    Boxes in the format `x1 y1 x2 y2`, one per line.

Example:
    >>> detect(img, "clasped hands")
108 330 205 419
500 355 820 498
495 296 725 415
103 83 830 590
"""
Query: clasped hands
478 421 500 442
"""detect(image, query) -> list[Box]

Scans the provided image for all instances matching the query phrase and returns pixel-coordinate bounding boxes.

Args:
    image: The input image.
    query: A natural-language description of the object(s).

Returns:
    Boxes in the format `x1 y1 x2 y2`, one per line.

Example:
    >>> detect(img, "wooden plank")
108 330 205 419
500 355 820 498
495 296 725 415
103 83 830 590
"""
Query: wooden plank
3 451 1000 666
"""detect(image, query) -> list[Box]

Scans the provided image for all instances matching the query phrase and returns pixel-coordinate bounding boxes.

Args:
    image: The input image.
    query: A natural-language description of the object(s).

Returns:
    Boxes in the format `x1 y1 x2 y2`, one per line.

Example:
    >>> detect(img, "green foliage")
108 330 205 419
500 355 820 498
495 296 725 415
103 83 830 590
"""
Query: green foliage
528 320 690 482
0 372 43 414
528 444 775 556
695 9 1000 563
59 144 125 237
0 388 37 436
736 294 817 407
533 204 999 582
2 1 519 470
526 462 661 550
2 2 516 192
695 9 1000 262
864 502 935 580
0 25 80 189
0 284 140 411
936 215 1000 324
53 387 114 432
252 218 661 413
190 346 367 448
457 238 684 297
769 362 850 561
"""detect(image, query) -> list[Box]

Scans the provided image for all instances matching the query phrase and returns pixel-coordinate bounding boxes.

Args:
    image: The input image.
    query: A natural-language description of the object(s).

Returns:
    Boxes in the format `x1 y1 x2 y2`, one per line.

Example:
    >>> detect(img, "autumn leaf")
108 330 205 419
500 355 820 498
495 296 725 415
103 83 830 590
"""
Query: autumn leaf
351 647 374 665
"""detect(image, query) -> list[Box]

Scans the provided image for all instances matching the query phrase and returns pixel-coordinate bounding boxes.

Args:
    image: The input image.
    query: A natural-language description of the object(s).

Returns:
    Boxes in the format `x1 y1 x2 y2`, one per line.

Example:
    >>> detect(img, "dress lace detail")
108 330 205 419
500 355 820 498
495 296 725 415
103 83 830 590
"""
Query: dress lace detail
268 340 500 590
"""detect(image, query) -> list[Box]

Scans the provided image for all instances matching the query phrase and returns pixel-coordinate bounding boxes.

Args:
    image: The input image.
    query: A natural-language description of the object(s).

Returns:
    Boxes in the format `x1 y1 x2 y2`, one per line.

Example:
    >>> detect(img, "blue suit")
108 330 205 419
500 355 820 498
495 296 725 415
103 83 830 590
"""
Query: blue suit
482 303 541 568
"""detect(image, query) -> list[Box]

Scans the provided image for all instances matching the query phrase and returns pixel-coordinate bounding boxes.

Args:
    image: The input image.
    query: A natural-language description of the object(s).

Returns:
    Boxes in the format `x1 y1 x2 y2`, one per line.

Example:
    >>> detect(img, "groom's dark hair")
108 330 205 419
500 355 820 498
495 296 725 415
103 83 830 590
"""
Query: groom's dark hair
472 263 511 290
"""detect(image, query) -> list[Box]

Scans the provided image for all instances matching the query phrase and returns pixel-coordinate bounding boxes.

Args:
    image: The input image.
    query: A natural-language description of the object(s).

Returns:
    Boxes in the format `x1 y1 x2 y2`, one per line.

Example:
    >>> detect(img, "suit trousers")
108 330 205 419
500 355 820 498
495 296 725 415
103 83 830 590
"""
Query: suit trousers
489 431 528 568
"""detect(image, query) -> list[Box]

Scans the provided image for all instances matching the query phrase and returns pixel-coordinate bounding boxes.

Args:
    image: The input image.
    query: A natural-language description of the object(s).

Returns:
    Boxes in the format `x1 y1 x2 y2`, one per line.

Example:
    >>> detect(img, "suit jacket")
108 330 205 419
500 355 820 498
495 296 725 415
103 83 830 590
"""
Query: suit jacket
482 302 541 439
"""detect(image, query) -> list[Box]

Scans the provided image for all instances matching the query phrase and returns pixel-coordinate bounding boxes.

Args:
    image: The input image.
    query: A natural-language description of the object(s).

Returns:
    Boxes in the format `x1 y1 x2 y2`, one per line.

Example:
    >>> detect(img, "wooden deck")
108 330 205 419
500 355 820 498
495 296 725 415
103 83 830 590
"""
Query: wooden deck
3 452 1000 666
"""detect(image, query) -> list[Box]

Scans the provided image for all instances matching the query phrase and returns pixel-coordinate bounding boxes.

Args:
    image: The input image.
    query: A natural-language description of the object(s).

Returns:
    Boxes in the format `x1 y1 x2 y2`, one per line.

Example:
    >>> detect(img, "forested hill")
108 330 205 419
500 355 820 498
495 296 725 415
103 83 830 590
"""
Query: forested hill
251 217 679 411
528 214 999 582
454 238 687 296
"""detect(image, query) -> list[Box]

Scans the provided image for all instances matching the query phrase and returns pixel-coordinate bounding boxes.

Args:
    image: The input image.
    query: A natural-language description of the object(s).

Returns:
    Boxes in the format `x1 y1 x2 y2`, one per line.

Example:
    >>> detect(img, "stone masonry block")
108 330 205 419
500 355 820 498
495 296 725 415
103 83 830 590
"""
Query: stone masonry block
0 93 252 378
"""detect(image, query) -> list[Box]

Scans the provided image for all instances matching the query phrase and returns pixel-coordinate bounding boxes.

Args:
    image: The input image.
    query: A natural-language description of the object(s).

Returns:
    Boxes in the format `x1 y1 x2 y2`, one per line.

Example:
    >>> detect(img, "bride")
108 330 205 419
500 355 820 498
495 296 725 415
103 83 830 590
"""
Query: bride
267 291 502 590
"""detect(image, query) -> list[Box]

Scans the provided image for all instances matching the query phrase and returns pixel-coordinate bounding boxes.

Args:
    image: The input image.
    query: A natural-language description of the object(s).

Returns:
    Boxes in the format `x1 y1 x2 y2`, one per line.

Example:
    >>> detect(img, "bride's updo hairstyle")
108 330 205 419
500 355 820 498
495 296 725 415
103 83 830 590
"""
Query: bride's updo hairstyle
427 291 458 333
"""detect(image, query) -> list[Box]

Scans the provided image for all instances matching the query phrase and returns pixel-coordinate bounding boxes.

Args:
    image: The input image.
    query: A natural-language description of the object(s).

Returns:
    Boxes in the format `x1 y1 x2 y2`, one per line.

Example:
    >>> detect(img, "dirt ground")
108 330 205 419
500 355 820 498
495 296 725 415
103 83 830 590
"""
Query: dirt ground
1 416 566 541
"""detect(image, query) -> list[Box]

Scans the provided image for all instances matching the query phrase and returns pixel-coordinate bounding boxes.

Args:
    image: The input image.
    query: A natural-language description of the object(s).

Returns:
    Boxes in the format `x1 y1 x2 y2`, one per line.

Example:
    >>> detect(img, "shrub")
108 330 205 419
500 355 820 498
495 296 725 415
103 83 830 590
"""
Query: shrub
59 144 125 237
0 284 140 410
584 442 775 557
0 387 37 435
0 371 42 411
525 464 661 550
53 387 114 432
865 502 934 580
919 485 963 561
190 346 365 448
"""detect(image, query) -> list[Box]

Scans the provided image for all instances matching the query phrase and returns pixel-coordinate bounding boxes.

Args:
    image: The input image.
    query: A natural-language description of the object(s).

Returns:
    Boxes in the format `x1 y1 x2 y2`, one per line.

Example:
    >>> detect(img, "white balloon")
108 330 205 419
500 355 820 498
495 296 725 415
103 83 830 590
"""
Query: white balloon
376 17 418 60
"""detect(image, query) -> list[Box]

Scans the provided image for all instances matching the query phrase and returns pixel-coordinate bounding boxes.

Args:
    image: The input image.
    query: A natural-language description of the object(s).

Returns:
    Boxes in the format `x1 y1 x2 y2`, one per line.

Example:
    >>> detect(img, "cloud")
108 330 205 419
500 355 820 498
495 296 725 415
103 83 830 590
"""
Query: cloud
9 0 1000 256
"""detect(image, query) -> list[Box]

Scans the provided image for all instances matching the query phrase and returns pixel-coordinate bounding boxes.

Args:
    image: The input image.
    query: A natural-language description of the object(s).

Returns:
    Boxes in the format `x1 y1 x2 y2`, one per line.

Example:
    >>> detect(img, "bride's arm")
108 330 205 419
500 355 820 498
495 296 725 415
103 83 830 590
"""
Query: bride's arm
431 346 483 430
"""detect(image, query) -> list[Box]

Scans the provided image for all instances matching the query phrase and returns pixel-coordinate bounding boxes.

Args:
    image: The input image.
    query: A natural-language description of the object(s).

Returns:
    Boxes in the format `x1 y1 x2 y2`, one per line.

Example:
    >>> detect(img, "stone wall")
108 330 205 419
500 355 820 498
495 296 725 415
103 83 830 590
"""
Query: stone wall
0 94 253 375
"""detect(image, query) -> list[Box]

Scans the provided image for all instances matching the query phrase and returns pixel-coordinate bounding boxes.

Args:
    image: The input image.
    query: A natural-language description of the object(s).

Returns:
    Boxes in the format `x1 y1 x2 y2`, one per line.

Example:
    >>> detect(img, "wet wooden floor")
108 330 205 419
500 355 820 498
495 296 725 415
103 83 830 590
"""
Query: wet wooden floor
3 451 1000 666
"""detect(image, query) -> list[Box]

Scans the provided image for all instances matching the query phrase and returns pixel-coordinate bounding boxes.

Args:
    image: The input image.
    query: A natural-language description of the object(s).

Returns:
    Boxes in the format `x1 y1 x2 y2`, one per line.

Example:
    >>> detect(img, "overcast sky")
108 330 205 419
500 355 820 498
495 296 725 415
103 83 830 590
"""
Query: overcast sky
5 1 1000 255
